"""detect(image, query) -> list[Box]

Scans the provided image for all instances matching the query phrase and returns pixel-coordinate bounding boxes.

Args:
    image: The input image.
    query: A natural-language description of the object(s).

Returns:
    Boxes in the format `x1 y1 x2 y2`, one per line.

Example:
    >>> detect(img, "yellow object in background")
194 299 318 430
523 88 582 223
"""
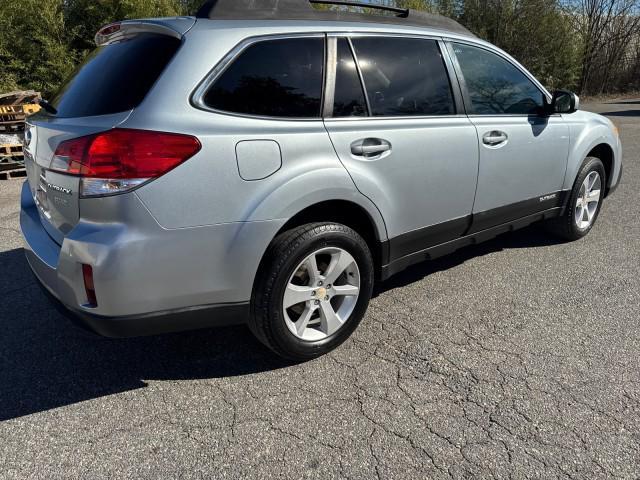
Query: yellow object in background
22 103 41 115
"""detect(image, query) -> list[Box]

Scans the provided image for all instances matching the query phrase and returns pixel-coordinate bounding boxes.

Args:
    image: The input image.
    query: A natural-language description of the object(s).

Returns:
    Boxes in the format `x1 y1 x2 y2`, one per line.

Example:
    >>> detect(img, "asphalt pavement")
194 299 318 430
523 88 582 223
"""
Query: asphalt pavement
1 99 639 479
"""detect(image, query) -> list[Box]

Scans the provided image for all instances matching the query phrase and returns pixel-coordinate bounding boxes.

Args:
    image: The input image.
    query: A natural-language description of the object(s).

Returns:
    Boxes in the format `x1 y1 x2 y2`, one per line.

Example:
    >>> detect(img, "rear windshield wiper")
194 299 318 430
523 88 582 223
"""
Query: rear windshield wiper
38 98 58 115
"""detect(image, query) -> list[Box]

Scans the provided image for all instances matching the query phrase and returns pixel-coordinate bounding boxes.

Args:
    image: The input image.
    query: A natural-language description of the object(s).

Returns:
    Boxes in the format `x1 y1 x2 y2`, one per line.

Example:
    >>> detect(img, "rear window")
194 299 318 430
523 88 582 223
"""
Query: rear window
51 34 180 118
351 37 455 117
203 37 325 118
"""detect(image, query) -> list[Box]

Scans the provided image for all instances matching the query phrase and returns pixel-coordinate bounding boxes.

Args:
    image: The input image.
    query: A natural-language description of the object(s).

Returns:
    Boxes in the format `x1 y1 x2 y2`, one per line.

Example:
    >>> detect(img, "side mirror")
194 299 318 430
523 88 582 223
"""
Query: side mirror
550 90 579 114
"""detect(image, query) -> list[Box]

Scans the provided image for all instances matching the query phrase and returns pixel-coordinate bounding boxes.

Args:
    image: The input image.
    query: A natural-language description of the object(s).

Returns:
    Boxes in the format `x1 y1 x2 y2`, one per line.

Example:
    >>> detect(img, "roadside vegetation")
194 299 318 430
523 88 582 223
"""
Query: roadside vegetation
0 0 638 98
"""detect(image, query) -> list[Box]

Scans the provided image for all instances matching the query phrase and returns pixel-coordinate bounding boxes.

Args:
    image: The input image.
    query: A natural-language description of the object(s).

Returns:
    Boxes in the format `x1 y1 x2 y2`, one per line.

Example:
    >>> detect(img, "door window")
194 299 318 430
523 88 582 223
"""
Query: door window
452 43 545 115
350 37 455 117
333 38 368 117
204 37 324 118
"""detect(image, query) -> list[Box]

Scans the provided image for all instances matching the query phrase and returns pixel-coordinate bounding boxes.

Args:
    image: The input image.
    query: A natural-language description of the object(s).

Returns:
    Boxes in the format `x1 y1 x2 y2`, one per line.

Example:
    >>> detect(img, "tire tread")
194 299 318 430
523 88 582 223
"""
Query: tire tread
249 222 372 360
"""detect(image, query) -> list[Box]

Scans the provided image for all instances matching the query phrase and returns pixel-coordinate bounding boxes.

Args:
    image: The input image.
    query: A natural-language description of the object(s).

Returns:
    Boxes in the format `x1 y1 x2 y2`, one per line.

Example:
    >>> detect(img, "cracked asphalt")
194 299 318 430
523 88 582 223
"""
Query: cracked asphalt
1 99 639 479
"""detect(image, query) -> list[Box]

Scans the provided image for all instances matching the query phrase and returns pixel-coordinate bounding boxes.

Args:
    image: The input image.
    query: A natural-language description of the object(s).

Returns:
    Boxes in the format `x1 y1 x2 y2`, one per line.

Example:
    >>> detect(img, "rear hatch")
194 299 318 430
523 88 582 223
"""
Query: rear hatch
24 19 191 245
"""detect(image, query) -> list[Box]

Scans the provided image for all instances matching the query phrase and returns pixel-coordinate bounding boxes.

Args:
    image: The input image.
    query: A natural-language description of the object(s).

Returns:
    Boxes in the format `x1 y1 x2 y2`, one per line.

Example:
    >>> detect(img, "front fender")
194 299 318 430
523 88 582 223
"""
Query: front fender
563 111 622 192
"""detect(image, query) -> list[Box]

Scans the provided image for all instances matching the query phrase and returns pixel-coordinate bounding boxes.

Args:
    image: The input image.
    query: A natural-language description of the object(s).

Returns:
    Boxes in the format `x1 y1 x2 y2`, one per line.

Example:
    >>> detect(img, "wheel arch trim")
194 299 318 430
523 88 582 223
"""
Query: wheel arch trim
242 165 389 243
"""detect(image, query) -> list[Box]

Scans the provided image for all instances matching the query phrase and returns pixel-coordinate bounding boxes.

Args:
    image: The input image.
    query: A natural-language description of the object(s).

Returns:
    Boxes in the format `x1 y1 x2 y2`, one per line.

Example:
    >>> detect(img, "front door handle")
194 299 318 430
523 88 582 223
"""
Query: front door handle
482 131 508 146
351 138 392 157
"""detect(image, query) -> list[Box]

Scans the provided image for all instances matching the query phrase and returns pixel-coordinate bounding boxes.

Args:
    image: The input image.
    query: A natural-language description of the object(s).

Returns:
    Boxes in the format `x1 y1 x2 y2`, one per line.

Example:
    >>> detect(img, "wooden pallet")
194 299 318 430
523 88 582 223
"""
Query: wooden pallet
0 90 40 106
0 91 39 178
0 105 25 115
0 168 27 180
0 143 24 178
0 159 25 178
0 104 39 133
0 158 24 170
0 120 24 133
0 105 28 127
0 144 23 156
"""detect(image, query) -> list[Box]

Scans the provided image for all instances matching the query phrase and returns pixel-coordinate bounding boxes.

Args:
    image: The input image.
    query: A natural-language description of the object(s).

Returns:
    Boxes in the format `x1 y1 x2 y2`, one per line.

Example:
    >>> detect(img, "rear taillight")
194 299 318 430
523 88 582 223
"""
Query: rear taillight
50 129 201 197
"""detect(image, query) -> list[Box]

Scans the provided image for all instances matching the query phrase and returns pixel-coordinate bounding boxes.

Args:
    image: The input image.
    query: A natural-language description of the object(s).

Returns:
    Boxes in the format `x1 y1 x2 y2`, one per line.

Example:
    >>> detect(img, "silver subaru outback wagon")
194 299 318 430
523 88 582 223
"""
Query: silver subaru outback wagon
20 0 622 360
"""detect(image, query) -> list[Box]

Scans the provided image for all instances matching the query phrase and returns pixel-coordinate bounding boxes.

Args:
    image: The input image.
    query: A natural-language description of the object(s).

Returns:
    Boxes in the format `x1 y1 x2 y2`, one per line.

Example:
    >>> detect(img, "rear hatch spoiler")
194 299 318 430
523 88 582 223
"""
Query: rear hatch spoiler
95 17 196 46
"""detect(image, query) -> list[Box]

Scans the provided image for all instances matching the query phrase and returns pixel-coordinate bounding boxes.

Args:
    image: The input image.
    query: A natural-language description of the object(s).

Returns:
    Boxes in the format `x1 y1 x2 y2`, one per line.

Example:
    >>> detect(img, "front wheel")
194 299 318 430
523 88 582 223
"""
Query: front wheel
545 156 605 241
250 223 374 361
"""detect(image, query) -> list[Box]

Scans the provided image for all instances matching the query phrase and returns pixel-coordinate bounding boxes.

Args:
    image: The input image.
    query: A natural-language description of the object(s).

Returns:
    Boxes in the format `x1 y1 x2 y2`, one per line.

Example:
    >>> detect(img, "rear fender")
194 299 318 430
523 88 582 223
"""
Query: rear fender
243 165 388 242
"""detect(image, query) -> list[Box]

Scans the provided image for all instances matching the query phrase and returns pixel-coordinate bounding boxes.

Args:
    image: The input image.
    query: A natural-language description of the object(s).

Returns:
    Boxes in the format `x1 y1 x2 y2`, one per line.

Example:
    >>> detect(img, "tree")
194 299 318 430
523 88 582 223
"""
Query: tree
562 0 640 94
422 0 578 90
0 0 638 98
0 0 192 97
395 0 434 9
176 0 206 15
0 0 77 96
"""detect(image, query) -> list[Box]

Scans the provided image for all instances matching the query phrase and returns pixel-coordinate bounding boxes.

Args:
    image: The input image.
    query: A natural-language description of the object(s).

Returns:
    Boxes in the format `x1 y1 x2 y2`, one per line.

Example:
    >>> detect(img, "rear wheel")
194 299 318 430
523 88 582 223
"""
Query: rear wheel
545 156 605 241
250 223 374 361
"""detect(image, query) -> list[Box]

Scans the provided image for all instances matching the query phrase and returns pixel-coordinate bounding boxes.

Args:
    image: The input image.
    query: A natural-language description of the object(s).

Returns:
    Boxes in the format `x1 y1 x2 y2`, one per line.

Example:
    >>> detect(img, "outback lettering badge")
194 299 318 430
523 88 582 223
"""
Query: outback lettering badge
539 193 558 202
47 183 72 195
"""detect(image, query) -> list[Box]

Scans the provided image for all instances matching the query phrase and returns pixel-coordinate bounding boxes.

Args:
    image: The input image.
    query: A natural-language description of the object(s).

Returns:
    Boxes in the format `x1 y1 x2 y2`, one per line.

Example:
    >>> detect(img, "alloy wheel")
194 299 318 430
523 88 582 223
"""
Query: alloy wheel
283 247 361 341
575 171 602 230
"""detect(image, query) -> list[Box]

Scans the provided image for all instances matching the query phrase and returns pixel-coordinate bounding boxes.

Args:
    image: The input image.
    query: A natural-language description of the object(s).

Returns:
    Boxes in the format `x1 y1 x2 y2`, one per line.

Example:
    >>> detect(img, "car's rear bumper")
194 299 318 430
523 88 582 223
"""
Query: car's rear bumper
20 180 259 337
32 273 248 338
23 218 249 337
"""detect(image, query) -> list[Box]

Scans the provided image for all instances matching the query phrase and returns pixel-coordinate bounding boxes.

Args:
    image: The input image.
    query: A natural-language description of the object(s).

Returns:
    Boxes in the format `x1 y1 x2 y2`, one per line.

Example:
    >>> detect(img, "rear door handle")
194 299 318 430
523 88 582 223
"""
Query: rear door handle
351 138 392 157
482 131 508 146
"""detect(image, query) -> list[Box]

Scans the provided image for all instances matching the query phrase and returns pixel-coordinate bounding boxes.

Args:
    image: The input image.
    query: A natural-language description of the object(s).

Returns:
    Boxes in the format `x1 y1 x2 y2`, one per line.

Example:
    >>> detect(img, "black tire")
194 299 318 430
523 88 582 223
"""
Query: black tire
249 223 374 361
545 156 606 241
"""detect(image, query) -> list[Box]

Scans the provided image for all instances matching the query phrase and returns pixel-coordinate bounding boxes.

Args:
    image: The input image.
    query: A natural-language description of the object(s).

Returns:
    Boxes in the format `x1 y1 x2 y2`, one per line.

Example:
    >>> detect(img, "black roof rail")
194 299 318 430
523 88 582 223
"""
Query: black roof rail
195 0 474 37
308 0 409 18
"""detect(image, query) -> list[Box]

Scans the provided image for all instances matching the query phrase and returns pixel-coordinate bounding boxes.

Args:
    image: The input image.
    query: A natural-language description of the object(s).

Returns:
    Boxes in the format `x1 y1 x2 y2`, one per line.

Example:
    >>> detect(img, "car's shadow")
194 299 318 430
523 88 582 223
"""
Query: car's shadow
0 225 563 421
376 224 563 294
597 109 640 117
0 248 293 421
605 99 640 105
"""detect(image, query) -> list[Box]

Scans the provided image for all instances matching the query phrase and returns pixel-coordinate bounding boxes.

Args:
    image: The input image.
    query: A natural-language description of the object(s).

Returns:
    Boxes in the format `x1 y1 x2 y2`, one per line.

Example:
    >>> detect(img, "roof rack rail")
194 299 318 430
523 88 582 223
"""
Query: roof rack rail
195 0 474 38
308 0 409 18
